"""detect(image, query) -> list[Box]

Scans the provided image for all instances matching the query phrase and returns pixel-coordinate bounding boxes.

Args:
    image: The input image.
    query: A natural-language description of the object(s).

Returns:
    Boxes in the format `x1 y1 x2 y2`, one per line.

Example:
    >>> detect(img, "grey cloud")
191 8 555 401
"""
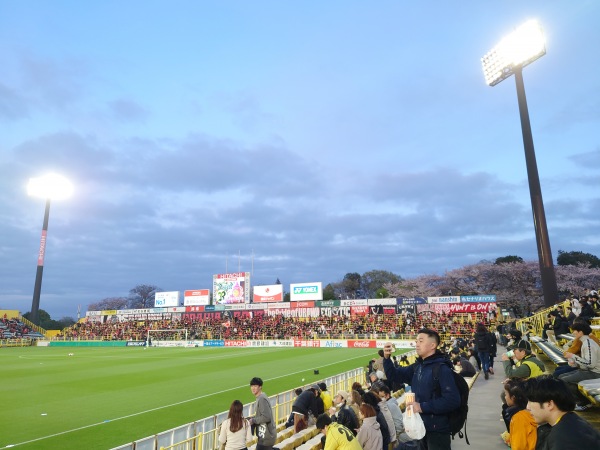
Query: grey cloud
0 82 29 120
108 98 149 123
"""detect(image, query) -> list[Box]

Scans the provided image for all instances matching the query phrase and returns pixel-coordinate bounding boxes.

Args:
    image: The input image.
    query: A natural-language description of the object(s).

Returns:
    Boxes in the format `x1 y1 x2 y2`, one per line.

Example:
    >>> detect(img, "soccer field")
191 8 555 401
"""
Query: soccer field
0 346 380 450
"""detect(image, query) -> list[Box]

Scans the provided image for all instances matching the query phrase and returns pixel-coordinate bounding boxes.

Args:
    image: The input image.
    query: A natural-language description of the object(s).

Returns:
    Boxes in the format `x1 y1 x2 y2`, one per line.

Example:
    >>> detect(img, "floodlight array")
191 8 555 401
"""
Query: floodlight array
27 173 74 200
481 19 546 86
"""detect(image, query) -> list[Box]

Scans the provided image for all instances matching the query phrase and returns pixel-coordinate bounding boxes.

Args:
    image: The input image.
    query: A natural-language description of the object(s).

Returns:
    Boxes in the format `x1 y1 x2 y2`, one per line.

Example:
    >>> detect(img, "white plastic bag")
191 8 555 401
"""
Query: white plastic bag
402 404 426 440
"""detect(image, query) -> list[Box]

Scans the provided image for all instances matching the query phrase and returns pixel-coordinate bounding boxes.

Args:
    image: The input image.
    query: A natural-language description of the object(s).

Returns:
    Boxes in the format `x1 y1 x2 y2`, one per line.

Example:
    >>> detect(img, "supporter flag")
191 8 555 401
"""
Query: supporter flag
222 320 231 328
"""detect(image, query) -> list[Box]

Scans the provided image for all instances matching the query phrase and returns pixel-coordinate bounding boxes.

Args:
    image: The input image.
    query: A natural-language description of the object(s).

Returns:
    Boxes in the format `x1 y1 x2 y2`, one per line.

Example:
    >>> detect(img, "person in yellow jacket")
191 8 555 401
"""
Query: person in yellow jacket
501 379 537 450
319 383 333 410
316 414 363 450
502 340 545 379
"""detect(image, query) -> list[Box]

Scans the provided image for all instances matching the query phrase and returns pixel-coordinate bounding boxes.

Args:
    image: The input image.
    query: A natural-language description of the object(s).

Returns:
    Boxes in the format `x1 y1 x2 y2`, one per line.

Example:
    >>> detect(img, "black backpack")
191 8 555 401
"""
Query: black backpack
432 363 470 445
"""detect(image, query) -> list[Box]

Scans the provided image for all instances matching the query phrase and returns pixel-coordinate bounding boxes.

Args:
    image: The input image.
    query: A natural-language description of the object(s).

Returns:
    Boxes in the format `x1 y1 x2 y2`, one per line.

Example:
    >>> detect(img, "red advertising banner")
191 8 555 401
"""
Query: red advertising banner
348 340 377 348
417 302 498 314
225 340 249 347
185 306 205 312
182 312 223 320
293 339 321 348
350 306 369 316
292 301 315 308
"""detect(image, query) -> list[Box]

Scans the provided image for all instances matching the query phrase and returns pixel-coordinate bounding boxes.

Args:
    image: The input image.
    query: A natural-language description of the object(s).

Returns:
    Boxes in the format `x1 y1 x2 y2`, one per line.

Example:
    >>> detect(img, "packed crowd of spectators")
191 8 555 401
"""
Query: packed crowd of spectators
1 315 42 339
56 311 495 341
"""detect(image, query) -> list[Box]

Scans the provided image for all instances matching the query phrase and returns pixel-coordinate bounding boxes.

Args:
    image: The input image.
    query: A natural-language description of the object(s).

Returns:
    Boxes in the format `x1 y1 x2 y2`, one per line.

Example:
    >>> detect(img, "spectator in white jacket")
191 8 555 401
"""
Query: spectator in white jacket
219 400 253 450
560 320 600 411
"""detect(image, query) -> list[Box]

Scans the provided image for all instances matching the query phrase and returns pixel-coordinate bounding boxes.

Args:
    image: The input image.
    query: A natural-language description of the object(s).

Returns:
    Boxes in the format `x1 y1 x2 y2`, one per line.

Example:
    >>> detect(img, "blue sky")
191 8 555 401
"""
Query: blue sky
1 1 599 319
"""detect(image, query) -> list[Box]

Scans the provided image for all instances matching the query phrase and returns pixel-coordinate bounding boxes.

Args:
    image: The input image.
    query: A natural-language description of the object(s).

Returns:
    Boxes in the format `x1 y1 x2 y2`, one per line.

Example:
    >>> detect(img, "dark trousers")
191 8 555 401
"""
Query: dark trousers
419 432 451 450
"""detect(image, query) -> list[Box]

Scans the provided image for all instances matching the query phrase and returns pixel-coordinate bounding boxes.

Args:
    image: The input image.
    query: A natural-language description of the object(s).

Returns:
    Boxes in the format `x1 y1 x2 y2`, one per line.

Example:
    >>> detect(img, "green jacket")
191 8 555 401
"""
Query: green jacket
503 354 545 379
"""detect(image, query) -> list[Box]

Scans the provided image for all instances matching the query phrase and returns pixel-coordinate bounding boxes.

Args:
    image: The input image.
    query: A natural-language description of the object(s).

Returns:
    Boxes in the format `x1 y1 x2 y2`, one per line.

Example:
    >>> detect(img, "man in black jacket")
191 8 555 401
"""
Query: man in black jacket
292 385 320 432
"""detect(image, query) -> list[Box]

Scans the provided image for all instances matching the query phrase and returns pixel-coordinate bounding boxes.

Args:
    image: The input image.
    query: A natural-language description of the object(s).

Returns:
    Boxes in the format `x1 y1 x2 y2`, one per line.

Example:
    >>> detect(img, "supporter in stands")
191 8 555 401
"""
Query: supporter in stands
554 318 600 379
356 404 383 450
474 323 493 379
292 385 321 432
352 382 366 397
285 388 304 428
501 340 545 380
467 348 480 372
501 380 537 450
372 350 388 386
506 329 522 349
564 306 577 328
578 296 596 321
219 400 253 450
249 377 276 450
316 413 362 450
330 390 359 435
560 320 600 411
349 390 363 427
362 391 392 450
383 329 461 450
452 355 477 378
524 375 600 448
375 385 416 449
320 383 333 411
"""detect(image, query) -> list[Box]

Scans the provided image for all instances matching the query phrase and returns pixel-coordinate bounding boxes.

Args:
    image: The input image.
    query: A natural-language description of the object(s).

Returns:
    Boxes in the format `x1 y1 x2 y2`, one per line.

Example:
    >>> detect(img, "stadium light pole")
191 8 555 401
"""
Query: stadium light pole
27 174 74 325
482 19 558 308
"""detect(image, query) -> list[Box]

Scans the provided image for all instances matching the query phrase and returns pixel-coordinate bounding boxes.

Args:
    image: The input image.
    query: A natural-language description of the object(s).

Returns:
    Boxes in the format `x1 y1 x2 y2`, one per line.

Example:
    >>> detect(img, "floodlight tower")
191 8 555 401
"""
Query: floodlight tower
27 174 74 325
481 20 558 308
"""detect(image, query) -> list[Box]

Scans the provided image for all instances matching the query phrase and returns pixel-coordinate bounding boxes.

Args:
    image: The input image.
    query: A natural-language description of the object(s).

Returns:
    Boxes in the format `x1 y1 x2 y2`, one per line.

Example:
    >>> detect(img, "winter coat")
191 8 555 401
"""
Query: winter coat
383 351 461 433
357 416 383 450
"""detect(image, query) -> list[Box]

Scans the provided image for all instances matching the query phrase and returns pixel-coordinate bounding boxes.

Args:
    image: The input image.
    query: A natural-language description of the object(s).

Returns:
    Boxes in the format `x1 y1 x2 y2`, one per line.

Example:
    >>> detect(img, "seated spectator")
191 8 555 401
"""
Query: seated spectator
501 379 536 450
524 375 600 447
374 384 416 448
319 383 333 410
329 390 358 435
361 391 391 450
560 320 600 411
316 413 362 450
501 340 545 380
356 404 383 450
554 318 600 379
349 390 363 427
452 355 477 378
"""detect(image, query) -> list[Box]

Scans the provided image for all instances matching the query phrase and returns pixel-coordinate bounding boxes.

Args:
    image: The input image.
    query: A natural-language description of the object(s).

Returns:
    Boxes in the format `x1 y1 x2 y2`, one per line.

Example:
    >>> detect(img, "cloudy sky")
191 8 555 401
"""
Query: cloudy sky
1 1 599 319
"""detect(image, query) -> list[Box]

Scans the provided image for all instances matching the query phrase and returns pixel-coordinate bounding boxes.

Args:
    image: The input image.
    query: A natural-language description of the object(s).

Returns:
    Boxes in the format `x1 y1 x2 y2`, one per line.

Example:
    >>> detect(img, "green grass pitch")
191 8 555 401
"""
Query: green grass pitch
0 346 384 449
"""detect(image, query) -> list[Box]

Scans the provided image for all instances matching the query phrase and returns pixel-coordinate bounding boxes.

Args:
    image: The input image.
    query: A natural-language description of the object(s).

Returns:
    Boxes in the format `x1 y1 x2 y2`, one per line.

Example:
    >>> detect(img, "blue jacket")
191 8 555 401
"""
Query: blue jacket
383 351 460 434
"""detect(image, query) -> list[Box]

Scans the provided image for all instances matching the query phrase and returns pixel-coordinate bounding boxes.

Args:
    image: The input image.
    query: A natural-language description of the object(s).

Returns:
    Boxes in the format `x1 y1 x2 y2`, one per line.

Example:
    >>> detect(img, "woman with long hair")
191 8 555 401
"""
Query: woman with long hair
219 400 252 450
356 403 383 450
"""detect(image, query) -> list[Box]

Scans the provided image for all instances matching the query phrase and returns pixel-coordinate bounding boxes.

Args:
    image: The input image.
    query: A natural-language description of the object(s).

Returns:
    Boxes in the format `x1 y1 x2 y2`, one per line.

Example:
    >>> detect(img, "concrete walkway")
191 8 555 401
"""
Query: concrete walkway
452 361 507 449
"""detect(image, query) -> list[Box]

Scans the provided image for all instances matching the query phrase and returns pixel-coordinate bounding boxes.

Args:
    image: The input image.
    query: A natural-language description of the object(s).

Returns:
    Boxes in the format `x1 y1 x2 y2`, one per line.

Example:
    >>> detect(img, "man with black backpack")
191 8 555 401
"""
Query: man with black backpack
383 329 463 450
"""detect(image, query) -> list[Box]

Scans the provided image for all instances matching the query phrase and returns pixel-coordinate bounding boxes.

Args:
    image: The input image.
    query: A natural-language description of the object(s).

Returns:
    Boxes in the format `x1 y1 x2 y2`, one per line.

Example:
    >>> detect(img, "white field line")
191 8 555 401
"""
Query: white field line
2 351 369 449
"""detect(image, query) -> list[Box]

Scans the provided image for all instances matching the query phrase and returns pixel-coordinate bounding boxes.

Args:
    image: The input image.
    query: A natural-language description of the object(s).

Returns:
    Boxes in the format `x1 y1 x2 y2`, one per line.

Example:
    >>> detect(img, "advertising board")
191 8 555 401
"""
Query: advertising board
154 291 180 307
213 272 250 304
253 284 284 303
290 282 323 301
183 289 210 306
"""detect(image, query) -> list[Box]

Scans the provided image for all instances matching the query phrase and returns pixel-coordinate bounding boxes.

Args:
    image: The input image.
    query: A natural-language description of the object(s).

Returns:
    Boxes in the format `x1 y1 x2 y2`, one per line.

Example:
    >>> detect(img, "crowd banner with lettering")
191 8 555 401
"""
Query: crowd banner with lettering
350 305 369 316
395 304 417 315
460 295 497 303
266 307 320 318
367 298 398 306
417 302 498 314
397 297 427 304
320 306 351 317
427 296 461 304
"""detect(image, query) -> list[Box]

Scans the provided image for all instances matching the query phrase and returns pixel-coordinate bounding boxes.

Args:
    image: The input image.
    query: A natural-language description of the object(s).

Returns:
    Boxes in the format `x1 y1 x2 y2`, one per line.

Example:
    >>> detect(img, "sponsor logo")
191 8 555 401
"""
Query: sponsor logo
350 340 375 348
225 340 249 347
126 341 146 347
323 340 344 348
293 286 318 294
204 340 225 347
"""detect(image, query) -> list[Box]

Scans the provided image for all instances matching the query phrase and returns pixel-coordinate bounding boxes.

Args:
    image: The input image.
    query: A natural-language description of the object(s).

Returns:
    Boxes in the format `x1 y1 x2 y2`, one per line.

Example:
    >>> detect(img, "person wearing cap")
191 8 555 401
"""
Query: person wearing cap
249 377 276 450
316 413 362 450
329 390 358 435
291 385 320 432
501 340 545 380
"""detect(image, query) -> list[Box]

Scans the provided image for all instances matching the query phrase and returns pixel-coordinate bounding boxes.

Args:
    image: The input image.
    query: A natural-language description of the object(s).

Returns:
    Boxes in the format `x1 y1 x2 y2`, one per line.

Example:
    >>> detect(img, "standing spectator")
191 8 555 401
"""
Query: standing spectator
488 327 498 375
219 400 253 450
524 375 600 448
249 377 276 450
501 380 536 450
316 413 362 450
356 404 383 450
560 320 600 411
474 323 493 379
292 385 320 432
383 329 461 450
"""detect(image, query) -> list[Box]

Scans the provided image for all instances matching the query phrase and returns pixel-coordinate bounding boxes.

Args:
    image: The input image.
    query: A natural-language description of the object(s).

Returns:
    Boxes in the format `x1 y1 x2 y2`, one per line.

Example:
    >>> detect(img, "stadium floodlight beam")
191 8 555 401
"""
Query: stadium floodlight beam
482 19 558 308
27 173 74 325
